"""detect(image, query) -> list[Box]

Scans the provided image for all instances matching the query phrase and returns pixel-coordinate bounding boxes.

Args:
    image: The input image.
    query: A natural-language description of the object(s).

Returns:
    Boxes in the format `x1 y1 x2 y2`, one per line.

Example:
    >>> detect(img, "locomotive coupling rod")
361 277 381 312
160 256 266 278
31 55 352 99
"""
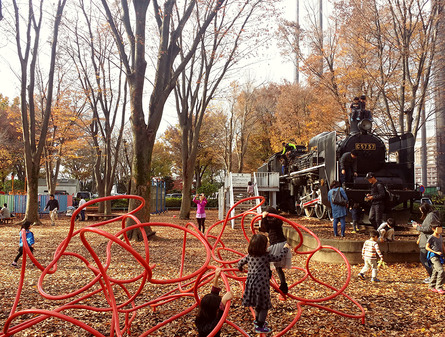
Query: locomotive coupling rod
289 163 326 177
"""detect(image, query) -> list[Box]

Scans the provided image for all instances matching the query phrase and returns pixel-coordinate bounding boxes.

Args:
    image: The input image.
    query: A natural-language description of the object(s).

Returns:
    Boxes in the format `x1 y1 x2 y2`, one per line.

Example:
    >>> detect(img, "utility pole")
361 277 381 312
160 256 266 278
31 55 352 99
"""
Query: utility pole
295 0 300 84
421 102 427 187
319 0 323 75
436 4 445 196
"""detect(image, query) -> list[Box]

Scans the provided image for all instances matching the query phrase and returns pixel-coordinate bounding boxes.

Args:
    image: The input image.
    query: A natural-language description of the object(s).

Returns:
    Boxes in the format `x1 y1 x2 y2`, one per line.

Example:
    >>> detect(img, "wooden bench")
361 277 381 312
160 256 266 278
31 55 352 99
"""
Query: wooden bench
85 206 99 214
86 213 119 221
1 217 15 224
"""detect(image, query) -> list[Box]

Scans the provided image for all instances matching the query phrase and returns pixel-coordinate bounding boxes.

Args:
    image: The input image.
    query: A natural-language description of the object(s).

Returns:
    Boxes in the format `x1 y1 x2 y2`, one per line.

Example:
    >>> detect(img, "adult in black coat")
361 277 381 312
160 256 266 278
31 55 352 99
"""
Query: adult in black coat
365 172 385 229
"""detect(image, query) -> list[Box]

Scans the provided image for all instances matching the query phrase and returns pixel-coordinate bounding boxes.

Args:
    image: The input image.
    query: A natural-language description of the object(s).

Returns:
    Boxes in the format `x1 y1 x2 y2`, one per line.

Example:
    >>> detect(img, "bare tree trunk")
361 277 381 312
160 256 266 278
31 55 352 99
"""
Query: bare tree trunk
24 160 41 224
127 120 154 241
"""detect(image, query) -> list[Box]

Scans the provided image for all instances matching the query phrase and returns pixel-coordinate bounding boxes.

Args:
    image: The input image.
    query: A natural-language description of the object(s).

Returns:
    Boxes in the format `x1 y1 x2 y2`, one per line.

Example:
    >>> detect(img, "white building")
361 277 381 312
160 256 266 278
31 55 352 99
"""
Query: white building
414 136 438 187
38 179 80 195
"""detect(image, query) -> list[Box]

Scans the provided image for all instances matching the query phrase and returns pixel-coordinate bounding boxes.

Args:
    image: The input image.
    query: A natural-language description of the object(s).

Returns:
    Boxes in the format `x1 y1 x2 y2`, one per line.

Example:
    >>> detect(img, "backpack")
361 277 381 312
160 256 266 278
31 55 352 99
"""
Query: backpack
332 187 348 207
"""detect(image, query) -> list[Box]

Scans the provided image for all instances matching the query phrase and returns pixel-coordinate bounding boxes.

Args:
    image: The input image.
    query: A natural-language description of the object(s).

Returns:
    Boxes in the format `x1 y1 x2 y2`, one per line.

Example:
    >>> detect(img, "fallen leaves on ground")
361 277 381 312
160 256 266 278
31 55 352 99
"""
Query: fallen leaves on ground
0 210 443 337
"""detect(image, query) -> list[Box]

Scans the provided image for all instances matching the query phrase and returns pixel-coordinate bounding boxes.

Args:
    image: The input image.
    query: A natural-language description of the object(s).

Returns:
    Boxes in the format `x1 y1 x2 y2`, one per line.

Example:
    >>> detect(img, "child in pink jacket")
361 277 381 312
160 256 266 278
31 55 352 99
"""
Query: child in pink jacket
194 193 207 233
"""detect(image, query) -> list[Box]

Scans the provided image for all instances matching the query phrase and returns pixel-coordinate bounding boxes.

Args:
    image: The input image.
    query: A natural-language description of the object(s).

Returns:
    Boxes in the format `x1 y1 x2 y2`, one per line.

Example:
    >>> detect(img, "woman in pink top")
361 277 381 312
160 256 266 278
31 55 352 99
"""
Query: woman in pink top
193 193 208 233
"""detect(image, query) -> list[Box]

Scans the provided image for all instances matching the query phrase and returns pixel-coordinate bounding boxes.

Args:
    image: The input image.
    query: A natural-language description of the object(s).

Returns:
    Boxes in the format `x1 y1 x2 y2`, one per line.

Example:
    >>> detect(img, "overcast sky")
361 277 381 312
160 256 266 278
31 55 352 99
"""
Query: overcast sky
0 0 316 135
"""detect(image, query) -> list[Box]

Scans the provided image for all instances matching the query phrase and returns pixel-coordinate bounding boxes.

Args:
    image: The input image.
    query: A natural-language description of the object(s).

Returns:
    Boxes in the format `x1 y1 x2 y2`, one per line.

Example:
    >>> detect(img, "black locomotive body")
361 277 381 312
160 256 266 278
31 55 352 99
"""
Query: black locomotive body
258 120 421 219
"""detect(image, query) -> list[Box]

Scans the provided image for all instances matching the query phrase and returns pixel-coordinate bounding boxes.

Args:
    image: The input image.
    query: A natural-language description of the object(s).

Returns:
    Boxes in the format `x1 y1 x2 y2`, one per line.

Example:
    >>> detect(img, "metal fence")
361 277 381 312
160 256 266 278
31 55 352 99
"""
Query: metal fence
0 194 72 216
0 181 166 216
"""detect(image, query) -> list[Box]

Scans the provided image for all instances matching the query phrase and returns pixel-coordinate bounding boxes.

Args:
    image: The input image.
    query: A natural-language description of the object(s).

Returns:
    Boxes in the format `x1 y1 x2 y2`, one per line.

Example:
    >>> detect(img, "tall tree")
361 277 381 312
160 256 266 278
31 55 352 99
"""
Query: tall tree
100 0 227 240
0 95 24 183
233 81 264 173
41 73 86 196
12 0 67 224
151 141 173 178
65 0 127 213
278 0 443 140
162 113 223 187
174 0 275 218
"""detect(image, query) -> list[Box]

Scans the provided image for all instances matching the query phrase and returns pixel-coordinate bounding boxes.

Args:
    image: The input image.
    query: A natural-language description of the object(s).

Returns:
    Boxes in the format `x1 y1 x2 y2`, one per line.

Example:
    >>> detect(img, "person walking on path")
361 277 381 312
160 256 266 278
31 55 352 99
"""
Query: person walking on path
358 230 384 282
328 180 348 238
44 194 59 226
238 234 290 334
195 268 233 337
365 172 385 230
11 221 35 267
193 193 208 233
78 197 87 221
259 206 292 296
412 203 440 284
425 222 445 294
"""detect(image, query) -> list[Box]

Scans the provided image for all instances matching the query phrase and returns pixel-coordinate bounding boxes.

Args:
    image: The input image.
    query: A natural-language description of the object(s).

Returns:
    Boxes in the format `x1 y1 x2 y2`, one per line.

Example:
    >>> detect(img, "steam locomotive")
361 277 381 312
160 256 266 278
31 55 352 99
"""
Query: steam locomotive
258 118 421 219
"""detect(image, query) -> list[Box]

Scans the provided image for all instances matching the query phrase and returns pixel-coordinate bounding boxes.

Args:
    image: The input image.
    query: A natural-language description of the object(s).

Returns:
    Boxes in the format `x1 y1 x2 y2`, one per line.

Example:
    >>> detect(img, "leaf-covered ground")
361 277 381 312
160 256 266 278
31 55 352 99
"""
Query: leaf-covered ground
0 210 444 336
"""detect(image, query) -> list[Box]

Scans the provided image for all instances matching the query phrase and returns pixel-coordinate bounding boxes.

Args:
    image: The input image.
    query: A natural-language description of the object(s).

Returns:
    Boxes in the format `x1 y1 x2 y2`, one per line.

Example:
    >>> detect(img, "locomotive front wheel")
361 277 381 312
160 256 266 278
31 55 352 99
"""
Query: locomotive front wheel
315 204 327 219
304 207 314 217
295 202 303 216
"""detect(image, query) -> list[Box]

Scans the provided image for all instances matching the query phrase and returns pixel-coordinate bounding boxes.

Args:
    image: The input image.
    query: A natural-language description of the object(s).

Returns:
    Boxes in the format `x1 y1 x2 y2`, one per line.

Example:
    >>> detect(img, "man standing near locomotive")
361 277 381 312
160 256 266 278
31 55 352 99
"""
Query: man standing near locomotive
365 172 386 230
340 149 358 185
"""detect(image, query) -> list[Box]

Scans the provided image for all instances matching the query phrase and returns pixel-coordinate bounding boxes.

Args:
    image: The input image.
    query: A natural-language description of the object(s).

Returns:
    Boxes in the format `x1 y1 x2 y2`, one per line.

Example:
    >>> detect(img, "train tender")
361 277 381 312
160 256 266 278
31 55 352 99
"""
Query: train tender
258 118 421 219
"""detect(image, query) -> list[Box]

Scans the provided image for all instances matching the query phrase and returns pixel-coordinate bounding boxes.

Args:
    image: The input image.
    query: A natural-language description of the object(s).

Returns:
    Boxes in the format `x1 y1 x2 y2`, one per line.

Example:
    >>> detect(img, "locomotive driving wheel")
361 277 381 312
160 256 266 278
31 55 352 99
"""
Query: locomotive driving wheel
314 204 327 219
295 201 303 216
304 206 314 217
327 208 334 221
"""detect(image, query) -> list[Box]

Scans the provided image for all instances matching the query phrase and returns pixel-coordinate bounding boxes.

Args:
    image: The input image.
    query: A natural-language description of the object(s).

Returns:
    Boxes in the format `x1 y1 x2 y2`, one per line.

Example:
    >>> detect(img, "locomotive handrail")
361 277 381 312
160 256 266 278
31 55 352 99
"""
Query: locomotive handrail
289 163 325 177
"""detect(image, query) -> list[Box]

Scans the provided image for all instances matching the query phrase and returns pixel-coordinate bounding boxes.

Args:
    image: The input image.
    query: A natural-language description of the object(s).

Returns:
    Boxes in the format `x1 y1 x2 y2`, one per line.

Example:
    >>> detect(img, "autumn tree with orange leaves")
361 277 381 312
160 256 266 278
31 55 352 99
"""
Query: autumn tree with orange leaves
173 0 279 219
278 0 442 141
0 95 23 187
40 76 86 196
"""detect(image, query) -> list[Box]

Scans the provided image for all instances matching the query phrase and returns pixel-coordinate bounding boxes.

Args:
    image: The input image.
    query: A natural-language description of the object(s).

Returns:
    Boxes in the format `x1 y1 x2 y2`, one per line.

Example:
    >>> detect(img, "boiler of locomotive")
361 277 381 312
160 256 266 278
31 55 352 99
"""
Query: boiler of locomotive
337 121 386 173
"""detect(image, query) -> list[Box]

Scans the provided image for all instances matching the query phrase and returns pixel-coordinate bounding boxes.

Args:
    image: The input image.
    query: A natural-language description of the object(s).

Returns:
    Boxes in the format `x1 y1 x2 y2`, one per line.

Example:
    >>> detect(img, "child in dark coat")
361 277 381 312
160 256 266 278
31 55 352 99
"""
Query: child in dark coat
259 206 292 294
238 234 290 334
195 268 233 337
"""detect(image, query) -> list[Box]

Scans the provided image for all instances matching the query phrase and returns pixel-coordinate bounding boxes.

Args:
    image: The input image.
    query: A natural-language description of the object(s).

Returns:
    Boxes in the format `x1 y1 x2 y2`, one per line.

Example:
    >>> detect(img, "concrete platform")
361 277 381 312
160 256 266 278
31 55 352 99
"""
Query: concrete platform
283 227 420 265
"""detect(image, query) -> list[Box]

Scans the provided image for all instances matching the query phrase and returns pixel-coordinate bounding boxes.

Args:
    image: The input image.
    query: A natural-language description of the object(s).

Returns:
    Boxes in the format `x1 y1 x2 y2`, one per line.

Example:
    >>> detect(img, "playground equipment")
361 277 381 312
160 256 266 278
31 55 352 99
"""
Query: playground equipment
1 195 365 337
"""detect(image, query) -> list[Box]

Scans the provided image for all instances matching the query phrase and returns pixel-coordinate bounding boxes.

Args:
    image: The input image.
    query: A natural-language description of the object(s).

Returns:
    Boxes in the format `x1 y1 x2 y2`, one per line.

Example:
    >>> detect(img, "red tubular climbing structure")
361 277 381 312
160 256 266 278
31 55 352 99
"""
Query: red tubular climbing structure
1 195 365 337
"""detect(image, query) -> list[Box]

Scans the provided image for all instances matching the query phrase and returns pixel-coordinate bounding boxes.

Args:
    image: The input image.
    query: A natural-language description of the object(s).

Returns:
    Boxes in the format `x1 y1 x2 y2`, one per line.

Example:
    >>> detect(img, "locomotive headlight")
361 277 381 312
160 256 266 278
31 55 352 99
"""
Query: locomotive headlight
358 119 373 132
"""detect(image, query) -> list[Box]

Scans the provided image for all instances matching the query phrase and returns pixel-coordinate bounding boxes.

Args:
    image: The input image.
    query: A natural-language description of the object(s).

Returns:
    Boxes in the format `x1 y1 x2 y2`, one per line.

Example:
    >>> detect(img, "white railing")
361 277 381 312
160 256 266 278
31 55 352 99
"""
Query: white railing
254 172 279 189
253 174 262 214
228 173 235 228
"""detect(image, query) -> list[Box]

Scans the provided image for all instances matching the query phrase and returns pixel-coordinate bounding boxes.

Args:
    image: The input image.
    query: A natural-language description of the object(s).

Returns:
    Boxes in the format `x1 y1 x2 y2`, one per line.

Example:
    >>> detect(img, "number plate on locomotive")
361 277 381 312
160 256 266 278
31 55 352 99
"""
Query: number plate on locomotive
355 143 376 150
